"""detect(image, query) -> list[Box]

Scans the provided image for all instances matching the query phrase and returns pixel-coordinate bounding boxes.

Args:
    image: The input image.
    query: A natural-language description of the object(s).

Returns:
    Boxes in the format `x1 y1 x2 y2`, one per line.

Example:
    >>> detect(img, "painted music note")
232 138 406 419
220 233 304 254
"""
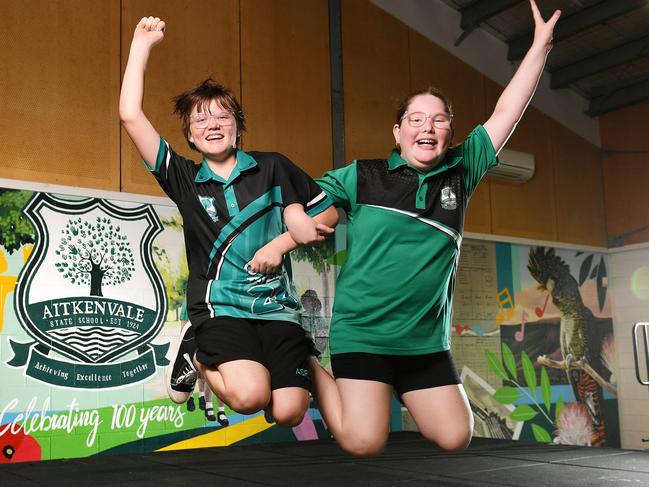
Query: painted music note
535 294 550 318
495 288 515 324
515 309 529 342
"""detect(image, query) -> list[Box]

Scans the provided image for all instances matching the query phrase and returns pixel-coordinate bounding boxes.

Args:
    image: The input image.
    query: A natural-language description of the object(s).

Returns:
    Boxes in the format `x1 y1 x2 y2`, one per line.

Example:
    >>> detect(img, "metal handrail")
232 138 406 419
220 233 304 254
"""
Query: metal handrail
632 322 649 385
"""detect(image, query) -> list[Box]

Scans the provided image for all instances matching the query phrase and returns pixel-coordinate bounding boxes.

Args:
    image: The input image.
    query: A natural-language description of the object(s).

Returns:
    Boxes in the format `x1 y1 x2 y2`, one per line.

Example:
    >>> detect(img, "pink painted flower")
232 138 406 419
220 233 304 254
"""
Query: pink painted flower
554 403 593 446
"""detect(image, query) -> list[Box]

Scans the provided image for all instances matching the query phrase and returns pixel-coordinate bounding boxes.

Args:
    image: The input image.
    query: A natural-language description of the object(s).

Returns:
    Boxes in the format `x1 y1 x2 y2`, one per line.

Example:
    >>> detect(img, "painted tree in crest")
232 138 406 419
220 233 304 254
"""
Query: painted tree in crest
54 216 135 296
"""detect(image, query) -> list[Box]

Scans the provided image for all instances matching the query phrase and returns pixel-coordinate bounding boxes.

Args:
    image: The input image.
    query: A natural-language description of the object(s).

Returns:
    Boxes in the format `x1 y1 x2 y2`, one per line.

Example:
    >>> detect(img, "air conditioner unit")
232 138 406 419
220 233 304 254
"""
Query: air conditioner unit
488 148 535 183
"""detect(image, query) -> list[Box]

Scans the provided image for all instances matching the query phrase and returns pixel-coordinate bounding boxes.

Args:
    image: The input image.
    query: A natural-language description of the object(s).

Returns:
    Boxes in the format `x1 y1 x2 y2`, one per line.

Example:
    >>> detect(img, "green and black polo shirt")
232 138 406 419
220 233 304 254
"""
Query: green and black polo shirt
317 125 498 355
148 138 332 327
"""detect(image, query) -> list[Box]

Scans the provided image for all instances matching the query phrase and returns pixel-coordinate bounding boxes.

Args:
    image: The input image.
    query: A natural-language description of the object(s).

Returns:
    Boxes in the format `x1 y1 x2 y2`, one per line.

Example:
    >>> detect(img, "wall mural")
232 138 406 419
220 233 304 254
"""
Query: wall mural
0 187 338 463
452 240 618 447
0 187 619 464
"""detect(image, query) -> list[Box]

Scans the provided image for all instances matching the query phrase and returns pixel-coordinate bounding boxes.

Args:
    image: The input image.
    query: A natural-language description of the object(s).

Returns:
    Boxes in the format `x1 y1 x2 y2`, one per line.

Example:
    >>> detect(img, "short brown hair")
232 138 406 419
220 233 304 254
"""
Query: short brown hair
173 78 246 152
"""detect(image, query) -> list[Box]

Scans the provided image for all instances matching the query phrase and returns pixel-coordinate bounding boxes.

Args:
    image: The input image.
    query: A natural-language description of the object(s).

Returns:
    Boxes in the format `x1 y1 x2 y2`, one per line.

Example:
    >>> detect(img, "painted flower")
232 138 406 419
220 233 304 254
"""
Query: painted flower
554 403 593 446
601 334 616 384
0 425 42 463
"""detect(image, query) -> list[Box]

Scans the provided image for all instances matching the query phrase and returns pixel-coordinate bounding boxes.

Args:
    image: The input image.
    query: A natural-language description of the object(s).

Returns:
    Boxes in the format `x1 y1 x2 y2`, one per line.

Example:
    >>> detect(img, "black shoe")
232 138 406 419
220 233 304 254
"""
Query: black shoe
205 407 216 421
216 411 229 427
264 408 275 424
165 322 198 404
199 396 206 411
186 396 195 412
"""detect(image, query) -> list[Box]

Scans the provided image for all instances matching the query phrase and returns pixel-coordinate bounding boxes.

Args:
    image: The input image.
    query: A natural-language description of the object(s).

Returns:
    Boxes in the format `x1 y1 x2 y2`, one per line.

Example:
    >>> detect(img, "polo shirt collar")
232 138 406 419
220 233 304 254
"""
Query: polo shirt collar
387 149 463 177
195 149 258 184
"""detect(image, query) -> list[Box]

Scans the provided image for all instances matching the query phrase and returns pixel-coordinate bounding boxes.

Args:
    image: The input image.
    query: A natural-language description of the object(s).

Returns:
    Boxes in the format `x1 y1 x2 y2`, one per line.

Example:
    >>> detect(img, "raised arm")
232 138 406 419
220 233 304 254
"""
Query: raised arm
483 0 561 154
119 17 166 165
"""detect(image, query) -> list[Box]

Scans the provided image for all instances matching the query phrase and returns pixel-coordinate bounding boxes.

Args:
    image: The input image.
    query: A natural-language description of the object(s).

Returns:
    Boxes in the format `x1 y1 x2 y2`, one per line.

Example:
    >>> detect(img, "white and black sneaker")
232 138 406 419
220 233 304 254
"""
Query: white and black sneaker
165 322 198 404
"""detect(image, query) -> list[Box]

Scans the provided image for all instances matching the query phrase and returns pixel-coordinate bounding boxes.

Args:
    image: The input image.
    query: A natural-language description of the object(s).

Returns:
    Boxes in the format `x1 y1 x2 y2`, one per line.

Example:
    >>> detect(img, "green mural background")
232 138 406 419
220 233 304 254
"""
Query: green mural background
0 186 619 464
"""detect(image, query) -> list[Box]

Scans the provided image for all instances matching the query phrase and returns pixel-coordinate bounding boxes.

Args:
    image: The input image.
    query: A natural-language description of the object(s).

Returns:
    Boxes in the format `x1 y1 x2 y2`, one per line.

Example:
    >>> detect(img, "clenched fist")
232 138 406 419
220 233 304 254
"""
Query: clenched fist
132 16 166 48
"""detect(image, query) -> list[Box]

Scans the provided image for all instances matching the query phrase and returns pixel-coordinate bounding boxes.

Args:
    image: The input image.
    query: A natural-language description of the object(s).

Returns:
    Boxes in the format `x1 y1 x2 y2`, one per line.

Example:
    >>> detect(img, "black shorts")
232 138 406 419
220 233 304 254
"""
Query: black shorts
194 316 311 391
331 350 461 396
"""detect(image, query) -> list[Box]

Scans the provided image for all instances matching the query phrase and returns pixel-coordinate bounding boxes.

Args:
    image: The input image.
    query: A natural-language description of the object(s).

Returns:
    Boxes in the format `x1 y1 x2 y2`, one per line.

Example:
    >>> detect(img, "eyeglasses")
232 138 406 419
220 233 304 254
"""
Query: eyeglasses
402 112 452 129
190 112 235 129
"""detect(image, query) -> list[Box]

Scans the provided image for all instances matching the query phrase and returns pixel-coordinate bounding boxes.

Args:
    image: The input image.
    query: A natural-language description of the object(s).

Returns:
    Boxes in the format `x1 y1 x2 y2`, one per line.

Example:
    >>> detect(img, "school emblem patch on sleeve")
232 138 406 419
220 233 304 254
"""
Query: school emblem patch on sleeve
7 193 169 389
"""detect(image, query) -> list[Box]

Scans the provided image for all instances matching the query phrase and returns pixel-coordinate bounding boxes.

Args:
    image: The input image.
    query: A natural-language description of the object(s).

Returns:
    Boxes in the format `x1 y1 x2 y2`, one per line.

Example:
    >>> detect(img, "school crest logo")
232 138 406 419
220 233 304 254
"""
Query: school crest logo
198 195 218 222
8 193 169 389
440 186 457 210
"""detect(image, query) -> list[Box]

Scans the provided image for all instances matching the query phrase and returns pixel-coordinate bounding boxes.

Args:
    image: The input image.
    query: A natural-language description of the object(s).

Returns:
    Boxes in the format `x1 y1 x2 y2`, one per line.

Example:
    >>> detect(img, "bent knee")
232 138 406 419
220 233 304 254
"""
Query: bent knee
226 388 270 414
430 428 473 452
272 409 306 428
339 436 387 457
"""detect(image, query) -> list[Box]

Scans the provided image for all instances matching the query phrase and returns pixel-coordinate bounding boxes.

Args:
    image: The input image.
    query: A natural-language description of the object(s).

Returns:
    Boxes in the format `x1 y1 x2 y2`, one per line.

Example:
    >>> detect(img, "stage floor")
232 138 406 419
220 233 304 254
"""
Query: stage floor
1 433 648 486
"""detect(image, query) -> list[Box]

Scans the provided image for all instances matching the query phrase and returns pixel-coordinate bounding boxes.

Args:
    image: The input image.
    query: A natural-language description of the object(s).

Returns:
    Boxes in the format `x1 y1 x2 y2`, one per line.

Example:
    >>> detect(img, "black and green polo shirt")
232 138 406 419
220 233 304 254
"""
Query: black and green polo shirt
148 138 332 327
317 125 498 355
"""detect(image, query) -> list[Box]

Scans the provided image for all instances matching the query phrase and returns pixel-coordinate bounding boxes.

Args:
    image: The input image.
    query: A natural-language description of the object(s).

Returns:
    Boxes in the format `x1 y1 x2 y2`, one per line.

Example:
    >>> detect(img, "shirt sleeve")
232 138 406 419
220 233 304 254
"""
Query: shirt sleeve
316 162 358 213
460 125 499 197
274 153 333 217
146 137 196 205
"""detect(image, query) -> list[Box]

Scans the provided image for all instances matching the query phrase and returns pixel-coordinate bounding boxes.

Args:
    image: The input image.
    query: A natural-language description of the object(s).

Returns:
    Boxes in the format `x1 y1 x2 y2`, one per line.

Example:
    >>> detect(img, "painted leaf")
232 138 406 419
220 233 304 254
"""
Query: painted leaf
555 394 564 420
579 254 594 286
485 350 509 380
501 342 517 379
531 424 552 443
493 386 520 404
511 404 538 421
326 249 347 266
589 264 598 279
521 351 537 393
540 366 552 413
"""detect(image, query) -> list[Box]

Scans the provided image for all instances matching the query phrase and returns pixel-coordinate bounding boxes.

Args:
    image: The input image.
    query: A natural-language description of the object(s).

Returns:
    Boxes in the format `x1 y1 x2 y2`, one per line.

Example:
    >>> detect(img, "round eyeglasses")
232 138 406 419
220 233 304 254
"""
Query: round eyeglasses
402 112 452 129
190 112 235 129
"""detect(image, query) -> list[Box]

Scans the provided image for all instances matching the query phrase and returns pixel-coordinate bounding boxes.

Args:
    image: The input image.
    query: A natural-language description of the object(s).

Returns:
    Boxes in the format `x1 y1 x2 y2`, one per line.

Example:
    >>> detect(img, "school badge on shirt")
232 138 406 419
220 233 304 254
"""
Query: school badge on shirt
440 186 457 210
198 195 218 222
8 193 169 389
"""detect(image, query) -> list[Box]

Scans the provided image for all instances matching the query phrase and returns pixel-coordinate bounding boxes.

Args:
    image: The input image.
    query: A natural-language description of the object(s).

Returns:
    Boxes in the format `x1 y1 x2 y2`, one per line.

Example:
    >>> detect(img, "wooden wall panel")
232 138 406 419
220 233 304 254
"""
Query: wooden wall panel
408 30 492 233
487 79 558 241
551 122 607 246
465 182 493 234
600 99 649 245
408 31 484 143
0 0 120 190
120 0 240 196
241 0 331 178
602 153 649 245
600 99 649 151
342 0 410 162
